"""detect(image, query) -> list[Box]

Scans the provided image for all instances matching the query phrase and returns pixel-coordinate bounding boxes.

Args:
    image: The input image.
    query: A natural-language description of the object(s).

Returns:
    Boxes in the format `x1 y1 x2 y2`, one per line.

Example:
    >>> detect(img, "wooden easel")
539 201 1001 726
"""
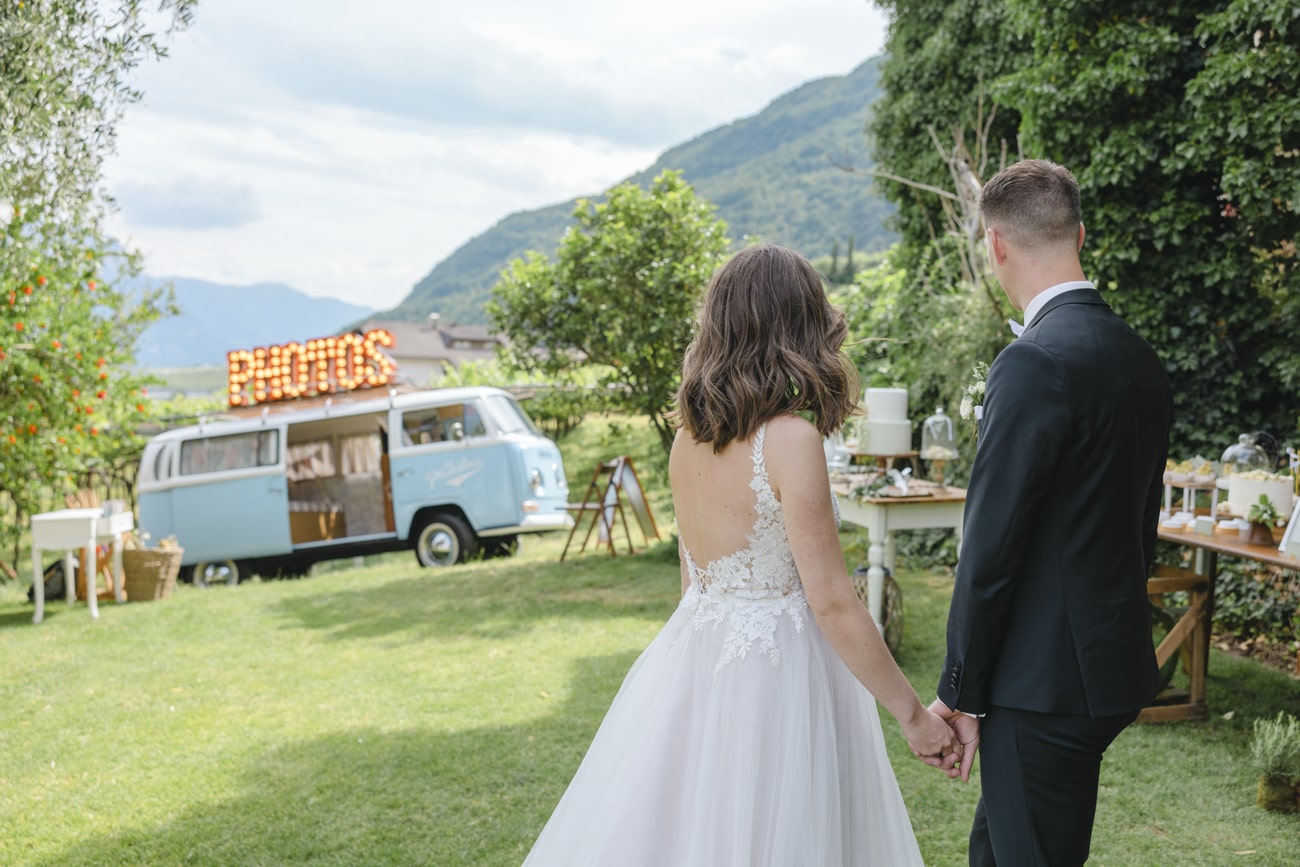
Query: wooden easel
561 456 660 561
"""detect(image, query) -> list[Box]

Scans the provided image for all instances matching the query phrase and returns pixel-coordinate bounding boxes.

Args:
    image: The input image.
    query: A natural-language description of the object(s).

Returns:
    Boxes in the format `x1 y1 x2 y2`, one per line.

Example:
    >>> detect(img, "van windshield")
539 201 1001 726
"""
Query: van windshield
486 395 539 436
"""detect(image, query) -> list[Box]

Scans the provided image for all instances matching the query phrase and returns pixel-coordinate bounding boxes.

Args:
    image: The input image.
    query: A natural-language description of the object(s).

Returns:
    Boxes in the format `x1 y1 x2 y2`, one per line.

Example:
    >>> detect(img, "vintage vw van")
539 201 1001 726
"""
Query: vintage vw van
136 387 571 583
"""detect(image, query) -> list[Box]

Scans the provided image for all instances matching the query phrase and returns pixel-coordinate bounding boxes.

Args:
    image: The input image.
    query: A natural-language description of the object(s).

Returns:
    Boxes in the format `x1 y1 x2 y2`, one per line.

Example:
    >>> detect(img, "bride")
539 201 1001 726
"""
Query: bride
522 244 957 866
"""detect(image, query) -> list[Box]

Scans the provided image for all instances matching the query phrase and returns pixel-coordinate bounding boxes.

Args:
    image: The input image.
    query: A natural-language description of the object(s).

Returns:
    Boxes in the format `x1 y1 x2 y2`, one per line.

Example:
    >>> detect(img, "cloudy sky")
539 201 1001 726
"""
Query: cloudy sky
104 1 890 311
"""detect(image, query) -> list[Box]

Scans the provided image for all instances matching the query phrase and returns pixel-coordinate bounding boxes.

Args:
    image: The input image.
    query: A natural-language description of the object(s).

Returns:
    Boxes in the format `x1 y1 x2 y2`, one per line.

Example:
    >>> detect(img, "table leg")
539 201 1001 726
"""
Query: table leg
1191 548 1216 710
32 548 44 624
85 537 99 620
64 552 76 605
866 538 886 630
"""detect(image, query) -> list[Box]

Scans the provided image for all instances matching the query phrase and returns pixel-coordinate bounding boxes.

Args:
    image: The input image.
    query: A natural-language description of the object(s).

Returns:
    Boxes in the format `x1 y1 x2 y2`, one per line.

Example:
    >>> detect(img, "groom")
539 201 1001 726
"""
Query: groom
930 160 1172 865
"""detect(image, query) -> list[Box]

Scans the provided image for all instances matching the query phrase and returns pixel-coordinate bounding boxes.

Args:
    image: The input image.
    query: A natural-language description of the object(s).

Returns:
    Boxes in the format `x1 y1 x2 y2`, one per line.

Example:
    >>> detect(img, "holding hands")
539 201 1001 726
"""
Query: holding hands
916 698 980 782
900 703 960 768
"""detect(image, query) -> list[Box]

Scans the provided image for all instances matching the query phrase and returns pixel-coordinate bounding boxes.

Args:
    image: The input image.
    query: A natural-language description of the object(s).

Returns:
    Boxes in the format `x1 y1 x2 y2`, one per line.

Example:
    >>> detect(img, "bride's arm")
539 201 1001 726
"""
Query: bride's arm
766 417 955 758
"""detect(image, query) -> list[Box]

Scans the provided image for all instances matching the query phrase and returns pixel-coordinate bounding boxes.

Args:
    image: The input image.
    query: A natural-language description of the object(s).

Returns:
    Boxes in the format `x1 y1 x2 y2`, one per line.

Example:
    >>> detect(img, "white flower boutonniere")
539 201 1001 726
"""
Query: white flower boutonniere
958 362 989 422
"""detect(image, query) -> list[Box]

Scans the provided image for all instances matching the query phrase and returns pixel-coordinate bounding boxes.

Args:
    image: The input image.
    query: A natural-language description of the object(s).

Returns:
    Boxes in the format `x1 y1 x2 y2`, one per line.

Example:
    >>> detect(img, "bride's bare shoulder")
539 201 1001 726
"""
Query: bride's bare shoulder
763 415 821 451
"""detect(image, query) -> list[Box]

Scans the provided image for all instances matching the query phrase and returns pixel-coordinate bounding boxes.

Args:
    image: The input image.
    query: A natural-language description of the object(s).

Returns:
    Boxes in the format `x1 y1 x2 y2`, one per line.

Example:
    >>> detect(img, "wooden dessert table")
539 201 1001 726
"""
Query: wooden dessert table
1141 524 1298 722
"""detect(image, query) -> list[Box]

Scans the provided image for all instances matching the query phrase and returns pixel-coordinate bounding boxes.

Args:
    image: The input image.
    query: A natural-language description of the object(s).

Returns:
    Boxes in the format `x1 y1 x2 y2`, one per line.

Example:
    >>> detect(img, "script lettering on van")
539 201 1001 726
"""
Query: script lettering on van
425 456 484 490
227 329 397 407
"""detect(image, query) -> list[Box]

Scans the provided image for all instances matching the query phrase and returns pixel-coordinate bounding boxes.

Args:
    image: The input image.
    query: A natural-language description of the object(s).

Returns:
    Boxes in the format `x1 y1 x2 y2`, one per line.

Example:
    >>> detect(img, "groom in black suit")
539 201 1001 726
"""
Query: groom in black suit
929 160 1172 865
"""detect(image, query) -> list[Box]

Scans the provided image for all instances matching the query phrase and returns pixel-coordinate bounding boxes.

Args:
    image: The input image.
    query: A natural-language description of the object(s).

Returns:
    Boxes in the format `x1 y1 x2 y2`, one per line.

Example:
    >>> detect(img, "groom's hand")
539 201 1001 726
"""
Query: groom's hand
922 699 980 783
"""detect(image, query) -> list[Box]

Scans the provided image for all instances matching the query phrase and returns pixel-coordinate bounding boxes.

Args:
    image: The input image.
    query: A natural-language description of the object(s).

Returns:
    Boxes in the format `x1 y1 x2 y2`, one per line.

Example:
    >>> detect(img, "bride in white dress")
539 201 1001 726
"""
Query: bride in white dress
522 244 958 866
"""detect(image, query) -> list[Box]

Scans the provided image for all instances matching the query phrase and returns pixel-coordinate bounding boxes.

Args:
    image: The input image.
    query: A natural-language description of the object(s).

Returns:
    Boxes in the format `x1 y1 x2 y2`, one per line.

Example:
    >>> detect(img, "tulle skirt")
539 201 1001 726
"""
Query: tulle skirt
522 590 926 866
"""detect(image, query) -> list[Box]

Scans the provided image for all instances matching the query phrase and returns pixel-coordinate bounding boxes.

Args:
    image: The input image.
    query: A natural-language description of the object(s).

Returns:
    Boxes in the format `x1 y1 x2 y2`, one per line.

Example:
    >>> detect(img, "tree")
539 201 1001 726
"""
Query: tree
0 1 194 577
865 0 1299 456
868 0 1025 282
1000 0 1300 453
487 171 730 454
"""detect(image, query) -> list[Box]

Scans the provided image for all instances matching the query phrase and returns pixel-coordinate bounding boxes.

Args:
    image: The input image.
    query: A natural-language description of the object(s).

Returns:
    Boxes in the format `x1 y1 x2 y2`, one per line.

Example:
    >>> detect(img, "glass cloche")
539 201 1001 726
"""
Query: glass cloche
1220 433 1269 475
920 407 958 484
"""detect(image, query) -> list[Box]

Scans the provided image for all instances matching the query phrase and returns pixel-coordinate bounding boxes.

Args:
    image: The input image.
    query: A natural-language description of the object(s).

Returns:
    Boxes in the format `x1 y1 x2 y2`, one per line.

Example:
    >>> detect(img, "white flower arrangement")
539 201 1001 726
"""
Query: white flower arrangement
959 362 989 422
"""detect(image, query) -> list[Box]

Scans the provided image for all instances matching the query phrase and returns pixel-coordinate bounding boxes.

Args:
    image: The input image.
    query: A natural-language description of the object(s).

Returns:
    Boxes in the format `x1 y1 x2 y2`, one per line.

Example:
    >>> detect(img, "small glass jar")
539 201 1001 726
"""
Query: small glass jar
1220 433 1269 476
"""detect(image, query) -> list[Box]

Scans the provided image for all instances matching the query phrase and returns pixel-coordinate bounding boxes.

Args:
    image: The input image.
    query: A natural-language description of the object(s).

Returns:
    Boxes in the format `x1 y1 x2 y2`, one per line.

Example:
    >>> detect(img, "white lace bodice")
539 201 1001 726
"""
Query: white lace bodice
680 424 837 670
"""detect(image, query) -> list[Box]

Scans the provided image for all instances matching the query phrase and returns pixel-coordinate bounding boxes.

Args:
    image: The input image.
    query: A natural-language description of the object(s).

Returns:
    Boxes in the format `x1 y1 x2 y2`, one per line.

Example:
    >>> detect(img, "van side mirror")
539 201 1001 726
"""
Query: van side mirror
450 421 465 442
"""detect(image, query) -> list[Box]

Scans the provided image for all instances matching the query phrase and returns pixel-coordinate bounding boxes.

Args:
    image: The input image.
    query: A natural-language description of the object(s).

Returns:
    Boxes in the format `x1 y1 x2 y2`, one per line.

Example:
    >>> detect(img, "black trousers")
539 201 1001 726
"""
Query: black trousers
969 706 1138 867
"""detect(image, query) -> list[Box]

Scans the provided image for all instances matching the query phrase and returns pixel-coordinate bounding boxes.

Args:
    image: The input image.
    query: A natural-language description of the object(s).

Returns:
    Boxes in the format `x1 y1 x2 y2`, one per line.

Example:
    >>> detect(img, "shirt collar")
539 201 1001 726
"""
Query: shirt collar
1023 280 1094 330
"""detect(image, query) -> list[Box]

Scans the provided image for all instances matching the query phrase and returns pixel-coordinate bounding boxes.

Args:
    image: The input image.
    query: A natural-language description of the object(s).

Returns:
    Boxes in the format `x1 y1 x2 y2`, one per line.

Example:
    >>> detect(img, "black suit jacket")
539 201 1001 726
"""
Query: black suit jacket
938 288 1172 717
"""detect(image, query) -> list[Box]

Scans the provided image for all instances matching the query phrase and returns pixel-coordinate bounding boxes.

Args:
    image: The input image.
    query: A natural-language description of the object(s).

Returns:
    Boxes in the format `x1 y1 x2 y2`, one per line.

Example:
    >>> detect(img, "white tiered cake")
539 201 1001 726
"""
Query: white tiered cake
1225 471 1295 517
860 388 912 455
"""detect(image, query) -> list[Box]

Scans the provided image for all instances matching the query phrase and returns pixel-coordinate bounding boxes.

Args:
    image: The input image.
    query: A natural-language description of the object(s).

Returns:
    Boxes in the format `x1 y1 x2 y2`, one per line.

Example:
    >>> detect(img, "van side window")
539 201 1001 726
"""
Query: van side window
179 431 279 476
401 403 486 445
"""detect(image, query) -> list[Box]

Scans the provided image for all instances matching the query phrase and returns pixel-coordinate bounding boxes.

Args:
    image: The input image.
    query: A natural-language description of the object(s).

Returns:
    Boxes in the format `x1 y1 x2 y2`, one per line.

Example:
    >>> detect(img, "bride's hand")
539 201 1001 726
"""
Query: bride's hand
900 705 958 761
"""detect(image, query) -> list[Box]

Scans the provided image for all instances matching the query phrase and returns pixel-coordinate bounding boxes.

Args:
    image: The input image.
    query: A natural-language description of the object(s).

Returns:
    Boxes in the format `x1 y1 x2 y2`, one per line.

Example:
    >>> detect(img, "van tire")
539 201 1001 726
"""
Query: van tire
192 559 241 587
414 515 476 567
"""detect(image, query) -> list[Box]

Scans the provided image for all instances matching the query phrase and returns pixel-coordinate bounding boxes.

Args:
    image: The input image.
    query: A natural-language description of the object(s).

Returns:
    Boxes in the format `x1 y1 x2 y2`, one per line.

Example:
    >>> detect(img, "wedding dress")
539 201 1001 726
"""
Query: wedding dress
522 425 925 866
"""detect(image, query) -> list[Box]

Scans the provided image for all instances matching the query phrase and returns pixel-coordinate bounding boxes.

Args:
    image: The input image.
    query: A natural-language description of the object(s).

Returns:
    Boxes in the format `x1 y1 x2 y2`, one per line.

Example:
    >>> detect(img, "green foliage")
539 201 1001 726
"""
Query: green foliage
1250 712 1300 779
1212 560 1298 639
997 0 1300 455
487 171 730 454
1248 493 1282 525
389 59 892 325
869 0 1024 280
837 246 1009 445
868 0 1299 459
0 1 192 568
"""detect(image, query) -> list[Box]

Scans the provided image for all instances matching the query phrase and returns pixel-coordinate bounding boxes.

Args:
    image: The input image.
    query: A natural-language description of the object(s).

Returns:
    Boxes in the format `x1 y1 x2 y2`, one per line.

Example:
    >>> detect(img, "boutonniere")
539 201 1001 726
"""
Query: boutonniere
958 362 988 423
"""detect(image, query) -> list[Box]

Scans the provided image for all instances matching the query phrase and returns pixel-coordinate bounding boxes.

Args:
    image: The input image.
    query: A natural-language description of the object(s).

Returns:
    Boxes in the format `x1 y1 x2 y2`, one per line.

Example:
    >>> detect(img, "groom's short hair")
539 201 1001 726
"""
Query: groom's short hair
979 159 1082 252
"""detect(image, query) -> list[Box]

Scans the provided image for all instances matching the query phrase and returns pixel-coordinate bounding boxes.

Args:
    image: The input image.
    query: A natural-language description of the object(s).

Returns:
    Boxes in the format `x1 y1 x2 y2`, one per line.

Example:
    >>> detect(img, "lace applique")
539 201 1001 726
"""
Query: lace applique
682 424 809 670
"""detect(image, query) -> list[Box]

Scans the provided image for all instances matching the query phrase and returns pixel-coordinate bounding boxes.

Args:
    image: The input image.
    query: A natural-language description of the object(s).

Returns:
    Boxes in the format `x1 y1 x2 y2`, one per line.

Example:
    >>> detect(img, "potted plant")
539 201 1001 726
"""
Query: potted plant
1250 712 1300 812
1246 494 1280 546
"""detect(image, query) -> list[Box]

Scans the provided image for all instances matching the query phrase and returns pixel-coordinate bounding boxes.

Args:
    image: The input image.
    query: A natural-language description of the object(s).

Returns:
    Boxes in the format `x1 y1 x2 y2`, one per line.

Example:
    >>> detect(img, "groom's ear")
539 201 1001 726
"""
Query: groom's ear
985 227 1008 265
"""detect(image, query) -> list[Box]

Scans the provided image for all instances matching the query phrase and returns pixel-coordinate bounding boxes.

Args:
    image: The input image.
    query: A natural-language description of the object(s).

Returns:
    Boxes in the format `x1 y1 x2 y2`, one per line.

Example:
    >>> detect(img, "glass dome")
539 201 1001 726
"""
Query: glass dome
1220 433 1269 475
920 407 958 485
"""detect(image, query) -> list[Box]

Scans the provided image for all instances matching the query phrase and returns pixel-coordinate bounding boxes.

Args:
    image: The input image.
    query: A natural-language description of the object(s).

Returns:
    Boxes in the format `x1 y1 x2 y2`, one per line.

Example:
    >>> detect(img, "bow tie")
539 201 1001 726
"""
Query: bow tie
1008 319 1025 337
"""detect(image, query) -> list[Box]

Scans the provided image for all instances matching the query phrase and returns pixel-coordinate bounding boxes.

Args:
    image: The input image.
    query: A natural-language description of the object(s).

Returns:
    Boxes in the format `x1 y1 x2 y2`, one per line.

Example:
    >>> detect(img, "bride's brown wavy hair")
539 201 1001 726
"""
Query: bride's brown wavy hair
672 244 859 452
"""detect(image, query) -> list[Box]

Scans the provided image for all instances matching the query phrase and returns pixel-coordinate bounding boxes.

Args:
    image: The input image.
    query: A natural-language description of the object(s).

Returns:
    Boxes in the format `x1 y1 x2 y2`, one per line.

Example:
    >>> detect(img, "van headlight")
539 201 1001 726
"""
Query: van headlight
529 468 545 495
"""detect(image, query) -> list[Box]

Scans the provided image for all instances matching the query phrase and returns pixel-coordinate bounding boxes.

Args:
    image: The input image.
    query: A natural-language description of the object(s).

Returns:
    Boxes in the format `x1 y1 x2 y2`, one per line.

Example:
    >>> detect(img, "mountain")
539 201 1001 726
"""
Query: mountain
134 277 375 368
387 55 892 325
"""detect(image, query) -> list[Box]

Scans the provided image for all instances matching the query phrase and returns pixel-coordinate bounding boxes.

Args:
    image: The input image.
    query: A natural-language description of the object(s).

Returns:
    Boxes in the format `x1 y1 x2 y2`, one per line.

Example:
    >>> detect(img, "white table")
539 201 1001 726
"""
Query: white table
835 487 966 630
29 508 135 623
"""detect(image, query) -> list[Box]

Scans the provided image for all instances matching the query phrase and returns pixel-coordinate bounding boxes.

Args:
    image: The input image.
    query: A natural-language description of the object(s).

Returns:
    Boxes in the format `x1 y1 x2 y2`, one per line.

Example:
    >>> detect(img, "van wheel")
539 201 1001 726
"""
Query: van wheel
414 515 476 567
192 560 241 587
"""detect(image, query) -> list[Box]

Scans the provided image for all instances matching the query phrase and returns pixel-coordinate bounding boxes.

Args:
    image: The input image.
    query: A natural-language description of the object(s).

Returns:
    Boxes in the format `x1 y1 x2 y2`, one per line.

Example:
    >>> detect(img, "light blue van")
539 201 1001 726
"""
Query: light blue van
136 387 571 584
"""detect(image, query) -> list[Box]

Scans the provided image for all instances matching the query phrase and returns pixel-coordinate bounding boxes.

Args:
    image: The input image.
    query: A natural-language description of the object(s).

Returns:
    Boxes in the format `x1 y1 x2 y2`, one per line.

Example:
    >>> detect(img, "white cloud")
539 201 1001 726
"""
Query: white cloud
103 0 890 309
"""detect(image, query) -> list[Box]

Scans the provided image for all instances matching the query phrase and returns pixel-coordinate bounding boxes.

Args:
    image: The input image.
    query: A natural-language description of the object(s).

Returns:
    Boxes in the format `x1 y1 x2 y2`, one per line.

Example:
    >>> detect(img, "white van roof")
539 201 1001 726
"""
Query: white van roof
148 386 513 443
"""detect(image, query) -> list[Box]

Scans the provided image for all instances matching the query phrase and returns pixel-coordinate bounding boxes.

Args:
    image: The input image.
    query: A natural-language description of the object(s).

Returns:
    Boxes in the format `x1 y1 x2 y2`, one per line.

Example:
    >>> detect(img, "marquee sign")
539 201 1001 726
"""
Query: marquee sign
227 328 397 407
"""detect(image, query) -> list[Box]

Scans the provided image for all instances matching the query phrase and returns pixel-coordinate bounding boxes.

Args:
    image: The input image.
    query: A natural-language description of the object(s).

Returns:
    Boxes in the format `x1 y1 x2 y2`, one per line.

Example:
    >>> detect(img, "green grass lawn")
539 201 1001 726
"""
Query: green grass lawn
1 415 1297 865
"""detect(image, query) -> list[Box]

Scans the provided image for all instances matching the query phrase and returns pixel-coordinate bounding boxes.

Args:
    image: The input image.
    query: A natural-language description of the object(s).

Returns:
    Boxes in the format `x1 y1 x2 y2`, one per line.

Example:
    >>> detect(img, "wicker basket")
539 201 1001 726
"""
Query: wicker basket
122 548 184 601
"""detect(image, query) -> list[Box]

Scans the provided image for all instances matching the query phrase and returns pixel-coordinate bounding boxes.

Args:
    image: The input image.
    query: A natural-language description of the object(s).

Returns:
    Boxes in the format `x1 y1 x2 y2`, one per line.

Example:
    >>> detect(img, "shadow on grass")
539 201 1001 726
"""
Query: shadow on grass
32 651 639 867
268 543 681 645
